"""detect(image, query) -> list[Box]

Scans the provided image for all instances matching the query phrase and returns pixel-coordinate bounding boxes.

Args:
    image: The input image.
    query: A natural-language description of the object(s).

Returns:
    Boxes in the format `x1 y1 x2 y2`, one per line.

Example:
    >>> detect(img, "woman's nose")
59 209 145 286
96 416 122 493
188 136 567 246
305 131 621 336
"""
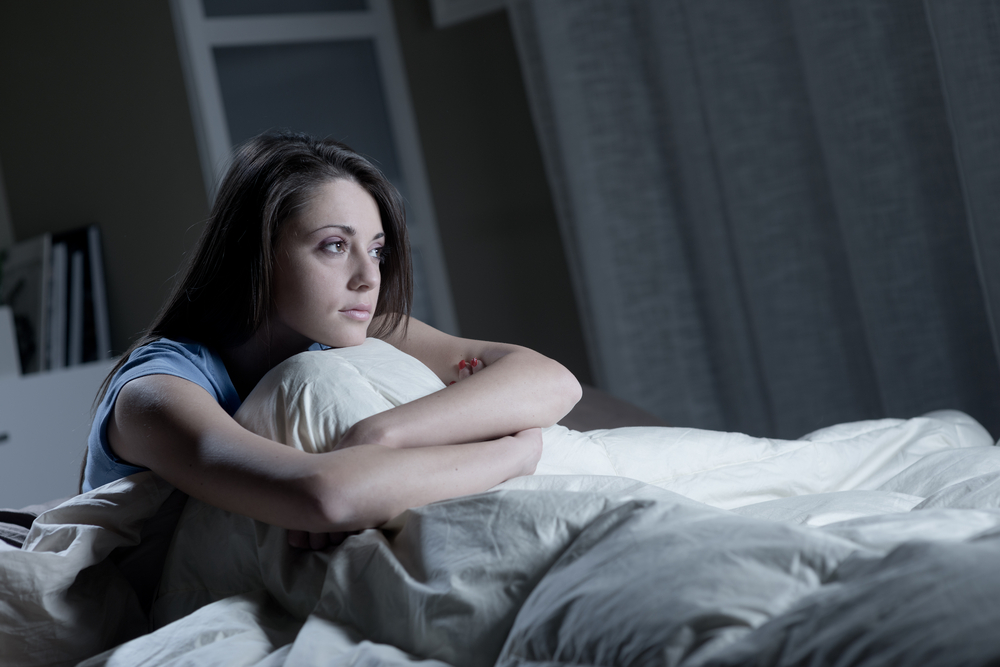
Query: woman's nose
349 254 380 291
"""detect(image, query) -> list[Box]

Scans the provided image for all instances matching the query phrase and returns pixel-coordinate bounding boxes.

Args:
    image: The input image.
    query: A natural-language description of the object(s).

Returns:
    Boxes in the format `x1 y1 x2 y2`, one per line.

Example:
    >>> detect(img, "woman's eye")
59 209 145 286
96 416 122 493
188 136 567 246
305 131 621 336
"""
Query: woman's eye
323 240 345 253
369 246 386 262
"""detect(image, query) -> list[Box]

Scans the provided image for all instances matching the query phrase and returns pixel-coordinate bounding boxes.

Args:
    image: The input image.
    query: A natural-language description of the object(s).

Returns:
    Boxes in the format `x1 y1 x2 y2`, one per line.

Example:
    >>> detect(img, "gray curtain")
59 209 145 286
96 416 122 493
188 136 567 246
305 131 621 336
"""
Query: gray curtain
507 0 1000 439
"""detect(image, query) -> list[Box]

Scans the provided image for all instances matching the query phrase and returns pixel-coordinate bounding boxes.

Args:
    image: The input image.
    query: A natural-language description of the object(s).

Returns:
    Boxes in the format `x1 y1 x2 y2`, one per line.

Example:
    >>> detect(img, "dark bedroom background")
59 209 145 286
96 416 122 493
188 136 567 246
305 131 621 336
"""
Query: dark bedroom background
2 0 998 441
0 0 593 385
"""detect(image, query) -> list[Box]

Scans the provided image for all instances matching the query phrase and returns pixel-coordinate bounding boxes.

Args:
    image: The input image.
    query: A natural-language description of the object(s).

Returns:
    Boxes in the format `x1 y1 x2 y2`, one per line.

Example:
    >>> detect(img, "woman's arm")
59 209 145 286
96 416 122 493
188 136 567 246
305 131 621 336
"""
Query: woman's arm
339 317 583 450
108 374 541 533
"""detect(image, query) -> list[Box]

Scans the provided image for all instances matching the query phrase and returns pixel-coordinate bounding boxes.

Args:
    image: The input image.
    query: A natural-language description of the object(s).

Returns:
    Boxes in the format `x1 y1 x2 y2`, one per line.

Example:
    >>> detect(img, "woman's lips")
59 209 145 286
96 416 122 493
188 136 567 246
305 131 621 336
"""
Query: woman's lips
340 306 371 321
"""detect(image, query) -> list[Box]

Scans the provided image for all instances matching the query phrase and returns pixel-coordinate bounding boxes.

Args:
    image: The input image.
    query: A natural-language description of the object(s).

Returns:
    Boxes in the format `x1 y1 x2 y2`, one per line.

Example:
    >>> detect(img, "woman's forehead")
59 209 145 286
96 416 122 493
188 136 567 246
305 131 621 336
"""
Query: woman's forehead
287 179 384 237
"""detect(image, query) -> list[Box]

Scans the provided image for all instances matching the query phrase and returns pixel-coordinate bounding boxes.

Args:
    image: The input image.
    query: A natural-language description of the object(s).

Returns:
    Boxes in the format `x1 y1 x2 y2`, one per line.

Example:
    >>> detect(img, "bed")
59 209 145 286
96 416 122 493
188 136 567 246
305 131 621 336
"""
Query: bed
2 338 1000 666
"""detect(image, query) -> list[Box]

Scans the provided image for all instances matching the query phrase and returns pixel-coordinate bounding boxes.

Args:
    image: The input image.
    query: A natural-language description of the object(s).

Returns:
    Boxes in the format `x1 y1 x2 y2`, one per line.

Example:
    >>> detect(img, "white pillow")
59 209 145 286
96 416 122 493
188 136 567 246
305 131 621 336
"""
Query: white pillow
234 341 998 514
234 338 446 452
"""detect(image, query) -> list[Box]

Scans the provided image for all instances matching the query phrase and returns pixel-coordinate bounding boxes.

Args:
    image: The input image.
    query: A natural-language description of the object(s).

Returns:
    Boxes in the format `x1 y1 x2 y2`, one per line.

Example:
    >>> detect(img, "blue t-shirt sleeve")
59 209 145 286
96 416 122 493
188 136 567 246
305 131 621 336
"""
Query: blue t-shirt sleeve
83 338 241 492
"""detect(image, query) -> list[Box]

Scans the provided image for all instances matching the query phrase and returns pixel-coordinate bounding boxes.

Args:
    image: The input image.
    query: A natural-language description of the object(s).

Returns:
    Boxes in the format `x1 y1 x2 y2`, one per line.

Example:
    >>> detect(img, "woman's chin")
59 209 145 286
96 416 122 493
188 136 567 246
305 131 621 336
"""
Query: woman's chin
320 330 370 349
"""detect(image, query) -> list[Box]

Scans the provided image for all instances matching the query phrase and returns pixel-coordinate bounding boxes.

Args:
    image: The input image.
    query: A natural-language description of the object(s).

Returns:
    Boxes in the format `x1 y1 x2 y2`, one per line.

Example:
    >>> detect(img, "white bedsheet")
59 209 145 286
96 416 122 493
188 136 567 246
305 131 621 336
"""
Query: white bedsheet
2 340 999 666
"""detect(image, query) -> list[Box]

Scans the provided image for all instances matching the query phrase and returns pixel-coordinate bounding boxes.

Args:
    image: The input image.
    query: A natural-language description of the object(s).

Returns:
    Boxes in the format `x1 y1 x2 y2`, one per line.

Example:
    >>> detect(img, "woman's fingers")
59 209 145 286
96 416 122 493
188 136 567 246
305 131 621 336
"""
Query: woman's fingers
288 529 360 550
453 357 483 384
288 529 310 548
308 531 330 550
328 530 358 547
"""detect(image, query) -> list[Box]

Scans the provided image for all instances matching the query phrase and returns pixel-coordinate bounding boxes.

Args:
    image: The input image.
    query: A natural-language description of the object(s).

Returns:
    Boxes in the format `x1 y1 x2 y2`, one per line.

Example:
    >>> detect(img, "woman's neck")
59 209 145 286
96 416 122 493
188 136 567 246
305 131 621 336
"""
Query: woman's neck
220 325 312 400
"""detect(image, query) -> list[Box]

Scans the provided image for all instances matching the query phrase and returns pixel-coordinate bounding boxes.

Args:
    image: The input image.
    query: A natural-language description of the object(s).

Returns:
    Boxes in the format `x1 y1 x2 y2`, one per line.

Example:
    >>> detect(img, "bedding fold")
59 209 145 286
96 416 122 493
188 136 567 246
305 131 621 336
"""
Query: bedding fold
0 473 176 666
5 340 1000 666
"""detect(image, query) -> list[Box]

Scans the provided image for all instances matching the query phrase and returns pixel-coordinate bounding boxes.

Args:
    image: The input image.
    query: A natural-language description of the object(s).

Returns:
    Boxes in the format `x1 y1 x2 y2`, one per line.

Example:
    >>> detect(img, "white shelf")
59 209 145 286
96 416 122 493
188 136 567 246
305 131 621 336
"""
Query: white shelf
0 359 118 508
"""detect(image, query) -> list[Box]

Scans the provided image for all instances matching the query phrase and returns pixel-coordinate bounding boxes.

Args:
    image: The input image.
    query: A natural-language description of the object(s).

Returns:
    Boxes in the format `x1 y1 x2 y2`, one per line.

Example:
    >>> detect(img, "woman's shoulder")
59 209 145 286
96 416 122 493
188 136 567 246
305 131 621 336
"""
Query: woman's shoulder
116 337 239 412
131 336 215 360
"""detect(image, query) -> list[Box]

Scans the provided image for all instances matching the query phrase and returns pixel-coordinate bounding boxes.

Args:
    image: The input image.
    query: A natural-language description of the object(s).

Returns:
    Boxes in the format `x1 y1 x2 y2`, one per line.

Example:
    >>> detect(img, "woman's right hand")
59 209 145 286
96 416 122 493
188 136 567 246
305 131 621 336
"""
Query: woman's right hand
448 356 484 385
287 529 358 550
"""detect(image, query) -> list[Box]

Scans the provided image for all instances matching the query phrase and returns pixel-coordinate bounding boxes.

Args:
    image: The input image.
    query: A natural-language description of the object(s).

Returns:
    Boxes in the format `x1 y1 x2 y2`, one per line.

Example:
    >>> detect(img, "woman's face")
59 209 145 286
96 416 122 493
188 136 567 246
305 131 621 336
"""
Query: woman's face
270 178 385 350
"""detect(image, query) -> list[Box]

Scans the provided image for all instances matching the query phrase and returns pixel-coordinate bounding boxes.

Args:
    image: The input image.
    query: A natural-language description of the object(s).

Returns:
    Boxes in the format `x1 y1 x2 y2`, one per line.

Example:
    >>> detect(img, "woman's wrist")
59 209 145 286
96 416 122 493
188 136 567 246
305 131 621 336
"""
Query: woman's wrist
503 428 543 478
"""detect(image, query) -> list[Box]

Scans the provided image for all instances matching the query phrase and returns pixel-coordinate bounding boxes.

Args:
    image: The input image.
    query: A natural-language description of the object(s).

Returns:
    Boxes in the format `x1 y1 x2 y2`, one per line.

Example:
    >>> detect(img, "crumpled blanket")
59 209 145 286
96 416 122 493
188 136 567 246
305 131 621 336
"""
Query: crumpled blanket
3 340 1000 666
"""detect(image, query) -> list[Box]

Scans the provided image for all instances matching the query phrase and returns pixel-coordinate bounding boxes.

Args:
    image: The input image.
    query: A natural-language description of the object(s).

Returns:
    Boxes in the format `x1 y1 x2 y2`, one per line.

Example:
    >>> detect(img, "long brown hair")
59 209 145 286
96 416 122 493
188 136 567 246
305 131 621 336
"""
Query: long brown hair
97 131 413 402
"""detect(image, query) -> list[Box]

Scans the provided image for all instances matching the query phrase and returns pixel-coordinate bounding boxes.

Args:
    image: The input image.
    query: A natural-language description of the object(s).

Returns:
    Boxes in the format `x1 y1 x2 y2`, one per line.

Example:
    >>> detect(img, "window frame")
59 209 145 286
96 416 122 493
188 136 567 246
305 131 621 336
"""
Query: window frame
169 0 458 333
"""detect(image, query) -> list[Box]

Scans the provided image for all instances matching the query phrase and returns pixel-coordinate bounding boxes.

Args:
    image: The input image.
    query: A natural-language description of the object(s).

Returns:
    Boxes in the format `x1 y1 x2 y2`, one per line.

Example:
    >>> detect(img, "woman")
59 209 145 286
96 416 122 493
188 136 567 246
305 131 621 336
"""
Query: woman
83 131 582 548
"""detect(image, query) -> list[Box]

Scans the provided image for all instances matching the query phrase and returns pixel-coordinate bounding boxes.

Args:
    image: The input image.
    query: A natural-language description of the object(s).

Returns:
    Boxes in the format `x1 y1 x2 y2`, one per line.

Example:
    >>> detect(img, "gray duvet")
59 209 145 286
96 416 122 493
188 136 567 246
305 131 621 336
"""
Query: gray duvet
2 340 999 666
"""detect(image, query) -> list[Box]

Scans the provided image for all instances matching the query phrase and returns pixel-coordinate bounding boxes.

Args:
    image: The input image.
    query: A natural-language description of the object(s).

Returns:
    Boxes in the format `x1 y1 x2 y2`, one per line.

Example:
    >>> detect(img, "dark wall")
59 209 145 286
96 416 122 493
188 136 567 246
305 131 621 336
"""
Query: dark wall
0 1 209 355
392 1 592 383
0 0 592 382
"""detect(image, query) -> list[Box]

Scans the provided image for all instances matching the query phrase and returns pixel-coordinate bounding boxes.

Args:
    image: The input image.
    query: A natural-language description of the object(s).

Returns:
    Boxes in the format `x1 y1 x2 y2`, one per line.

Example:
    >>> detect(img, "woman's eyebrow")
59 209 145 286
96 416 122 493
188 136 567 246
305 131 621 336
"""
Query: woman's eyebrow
310 225 384 241
309 224 356 237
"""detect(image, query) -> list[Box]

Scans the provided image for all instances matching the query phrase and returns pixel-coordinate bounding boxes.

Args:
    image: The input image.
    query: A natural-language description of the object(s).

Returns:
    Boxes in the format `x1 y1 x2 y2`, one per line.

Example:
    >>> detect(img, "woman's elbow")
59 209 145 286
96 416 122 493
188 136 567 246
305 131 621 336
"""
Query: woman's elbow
305 470 394 533
548 359 583 417
293 472 349 531
564 367 584 409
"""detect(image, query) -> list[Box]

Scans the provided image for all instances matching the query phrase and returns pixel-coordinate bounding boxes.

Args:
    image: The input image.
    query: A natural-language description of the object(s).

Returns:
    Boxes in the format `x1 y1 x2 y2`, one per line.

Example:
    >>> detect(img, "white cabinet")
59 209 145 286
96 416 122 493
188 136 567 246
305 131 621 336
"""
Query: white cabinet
0 359 117 508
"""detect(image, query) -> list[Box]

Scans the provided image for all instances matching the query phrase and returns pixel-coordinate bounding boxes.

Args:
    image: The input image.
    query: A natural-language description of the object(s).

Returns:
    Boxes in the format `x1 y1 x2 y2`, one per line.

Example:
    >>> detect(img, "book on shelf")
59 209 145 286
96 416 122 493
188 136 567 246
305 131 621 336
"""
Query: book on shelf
0 224 111 374
0 233 50 374
0 305 18 377
48 241 67 370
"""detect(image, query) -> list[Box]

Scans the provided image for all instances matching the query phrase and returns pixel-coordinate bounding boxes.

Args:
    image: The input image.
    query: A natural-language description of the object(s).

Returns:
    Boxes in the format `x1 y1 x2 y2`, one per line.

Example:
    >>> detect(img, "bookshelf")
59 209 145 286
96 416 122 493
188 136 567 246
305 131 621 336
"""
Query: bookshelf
0 221 117 507
0 224 111 375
